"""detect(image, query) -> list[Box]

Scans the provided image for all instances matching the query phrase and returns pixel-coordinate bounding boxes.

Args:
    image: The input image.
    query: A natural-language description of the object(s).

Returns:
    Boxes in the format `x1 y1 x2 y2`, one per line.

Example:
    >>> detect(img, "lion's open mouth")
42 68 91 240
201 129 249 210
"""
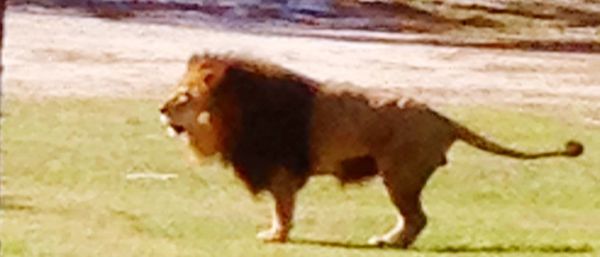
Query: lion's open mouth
170 124 185 134
166 124 187 139
161 114 186 137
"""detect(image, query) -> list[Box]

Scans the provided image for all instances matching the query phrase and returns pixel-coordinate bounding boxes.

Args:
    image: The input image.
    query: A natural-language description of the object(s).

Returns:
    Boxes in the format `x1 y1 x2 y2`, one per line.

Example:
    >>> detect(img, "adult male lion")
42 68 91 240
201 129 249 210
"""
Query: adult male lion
159 53 583 248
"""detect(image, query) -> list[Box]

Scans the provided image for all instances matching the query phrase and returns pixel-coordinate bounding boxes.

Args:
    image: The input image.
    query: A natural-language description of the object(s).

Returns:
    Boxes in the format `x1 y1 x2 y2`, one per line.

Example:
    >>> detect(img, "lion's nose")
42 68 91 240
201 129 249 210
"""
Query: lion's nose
159 106 167 114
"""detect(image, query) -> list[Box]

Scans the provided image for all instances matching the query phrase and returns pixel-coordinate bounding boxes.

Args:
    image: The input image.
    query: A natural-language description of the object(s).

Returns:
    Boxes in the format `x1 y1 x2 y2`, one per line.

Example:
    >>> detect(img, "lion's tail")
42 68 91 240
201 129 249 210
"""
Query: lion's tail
450 121 583 159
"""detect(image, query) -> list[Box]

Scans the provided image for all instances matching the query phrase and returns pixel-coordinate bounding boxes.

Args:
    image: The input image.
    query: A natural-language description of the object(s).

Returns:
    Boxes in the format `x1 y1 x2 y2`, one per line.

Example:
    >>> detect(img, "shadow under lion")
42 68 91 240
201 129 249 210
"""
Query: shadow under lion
290 238 594 253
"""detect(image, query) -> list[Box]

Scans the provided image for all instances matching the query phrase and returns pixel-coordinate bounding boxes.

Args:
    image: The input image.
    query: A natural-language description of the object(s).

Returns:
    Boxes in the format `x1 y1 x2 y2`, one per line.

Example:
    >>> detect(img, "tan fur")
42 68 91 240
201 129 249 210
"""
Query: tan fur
160 53 583 248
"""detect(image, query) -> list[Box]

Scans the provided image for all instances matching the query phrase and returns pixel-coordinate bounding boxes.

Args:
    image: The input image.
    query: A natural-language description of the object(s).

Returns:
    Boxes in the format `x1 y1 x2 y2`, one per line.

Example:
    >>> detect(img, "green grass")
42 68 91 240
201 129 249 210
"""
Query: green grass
2 98 599 256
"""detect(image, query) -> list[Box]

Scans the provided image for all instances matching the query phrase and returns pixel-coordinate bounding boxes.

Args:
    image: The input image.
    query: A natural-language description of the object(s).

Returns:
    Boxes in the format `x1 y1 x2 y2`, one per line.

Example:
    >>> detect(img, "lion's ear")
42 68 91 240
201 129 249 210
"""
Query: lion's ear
188 54 204 67
185 55 227 90
187 55 205 71
203 62 227 89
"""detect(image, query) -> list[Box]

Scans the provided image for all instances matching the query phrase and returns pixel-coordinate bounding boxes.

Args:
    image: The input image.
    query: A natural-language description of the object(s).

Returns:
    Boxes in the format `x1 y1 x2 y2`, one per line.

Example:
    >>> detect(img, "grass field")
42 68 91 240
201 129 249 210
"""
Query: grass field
2 98 599 257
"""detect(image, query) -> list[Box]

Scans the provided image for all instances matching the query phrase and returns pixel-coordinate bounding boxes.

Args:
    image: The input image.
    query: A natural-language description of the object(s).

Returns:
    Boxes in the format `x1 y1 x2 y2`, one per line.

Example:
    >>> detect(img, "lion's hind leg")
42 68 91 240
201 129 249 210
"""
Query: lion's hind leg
368 213 406 246
369 158 435 248
368 188 427 248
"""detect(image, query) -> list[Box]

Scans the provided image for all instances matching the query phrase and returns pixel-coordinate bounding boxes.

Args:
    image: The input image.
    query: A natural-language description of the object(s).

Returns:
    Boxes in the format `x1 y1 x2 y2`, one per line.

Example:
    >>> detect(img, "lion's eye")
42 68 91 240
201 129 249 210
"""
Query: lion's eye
177 94 189 103
189 88 201 97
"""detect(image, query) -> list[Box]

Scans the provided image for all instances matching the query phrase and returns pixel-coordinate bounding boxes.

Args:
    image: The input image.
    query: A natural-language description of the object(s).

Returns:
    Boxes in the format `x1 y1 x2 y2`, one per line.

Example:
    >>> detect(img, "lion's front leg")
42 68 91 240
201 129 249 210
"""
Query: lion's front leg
257 169 300 243
256 192 295 243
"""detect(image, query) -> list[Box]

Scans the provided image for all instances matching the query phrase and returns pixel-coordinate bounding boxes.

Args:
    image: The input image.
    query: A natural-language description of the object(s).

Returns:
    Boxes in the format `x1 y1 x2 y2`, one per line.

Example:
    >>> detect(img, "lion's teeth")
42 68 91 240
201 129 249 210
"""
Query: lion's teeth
167 127 178 138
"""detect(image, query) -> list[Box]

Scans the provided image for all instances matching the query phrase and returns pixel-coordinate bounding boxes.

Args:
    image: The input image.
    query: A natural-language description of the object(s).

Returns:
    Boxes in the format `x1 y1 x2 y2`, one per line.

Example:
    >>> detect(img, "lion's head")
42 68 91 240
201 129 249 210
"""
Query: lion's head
159 54 227 156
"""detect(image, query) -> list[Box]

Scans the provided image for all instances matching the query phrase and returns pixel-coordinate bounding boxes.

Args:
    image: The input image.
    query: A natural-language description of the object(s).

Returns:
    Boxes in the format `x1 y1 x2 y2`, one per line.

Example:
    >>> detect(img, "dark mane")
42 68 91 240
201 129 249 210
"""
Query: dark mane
204 54 320 194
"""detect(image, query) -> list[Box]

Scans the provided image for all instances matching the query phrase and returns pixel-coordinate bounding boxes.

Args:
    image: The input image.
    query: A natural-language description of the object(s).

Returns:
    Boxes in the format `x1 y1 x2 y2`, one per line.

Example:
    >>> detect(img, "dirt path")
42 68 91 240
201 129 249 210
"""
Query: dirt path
4 11 600 123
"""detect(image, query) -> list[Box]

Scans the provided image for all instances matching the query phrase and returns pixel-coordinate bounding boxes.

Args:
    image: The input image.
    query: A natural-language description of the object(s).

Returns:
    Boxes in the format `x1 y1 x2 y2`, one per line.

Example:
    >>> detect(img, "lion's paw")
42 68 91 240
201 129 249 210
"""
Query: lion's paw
256 229 287 243
367 235 409 249
367 235 388 247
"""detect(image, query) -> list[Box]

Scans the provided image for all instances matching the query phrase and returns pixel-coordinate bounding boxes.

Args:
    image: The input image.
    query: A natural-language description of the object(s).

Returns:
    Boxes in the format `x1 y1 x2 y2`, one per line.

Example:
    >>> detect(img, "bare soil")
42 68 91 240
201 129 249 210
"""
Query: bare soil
3 11 600 124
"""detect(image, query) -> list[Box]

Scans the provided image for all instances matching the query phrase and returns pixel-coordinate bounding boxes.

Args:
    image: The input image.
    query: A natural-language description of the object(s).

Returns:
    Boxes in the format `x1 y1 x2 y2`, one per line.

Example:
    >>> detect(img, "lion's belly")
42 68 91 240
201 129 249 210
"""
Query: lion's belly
310 125 369 174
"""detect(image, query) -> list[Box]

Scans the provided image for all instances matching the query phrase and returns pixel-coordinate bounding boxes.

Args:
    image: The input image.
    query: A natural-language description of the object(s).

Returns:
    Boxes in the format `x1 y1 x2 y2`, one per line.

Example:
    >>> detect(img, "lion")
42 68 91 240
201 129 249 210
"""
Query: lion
159 53 584 248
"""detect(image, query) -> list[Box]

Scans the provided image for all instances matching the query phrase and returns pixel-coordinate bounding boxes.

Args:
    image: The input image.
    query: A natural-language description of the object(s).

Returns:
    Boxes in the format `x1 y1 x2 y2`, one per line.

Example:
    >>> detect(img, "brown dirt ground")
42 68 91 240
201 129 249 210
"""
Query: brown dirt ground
3 11 600 125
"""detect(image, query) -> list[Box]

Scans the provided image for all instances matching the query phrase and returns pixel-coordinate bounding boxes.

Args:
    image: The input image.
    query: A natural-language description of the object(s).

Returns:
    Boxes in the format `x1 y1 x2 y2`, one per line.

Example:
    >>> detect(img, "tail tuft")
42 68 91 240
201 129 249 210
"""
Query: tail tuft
565 140 584 157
